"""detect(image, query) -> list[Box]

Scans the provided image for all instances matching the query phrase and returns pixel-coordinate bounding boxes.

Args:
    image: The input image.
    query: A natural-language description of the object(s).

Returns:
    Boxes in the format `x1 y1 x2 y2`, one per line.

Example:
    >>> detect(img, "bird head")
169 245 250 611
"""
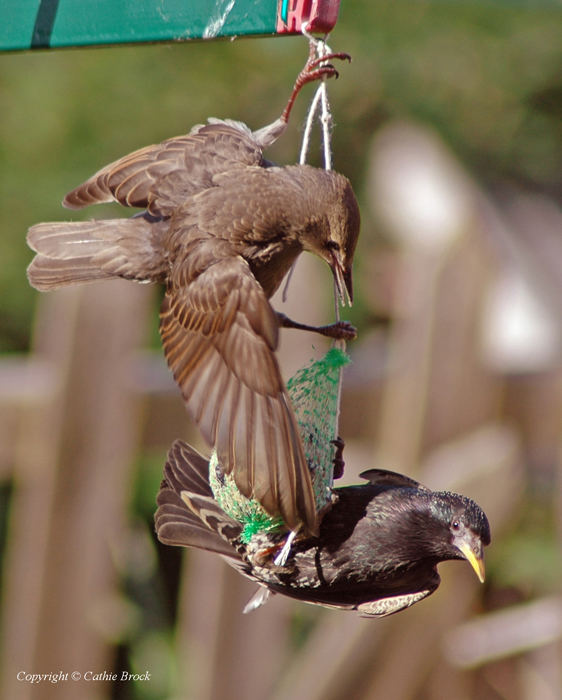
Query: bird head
431 494 491 583
300 171 360 307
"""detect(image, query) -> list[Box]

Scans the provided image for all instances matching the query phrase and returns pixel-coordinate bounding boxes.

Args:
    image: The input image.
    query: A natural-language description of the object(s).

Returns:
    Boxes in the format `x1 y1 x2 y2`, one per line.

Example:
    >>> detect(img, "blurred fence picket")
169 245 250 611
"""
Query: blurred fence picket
1 281 153 700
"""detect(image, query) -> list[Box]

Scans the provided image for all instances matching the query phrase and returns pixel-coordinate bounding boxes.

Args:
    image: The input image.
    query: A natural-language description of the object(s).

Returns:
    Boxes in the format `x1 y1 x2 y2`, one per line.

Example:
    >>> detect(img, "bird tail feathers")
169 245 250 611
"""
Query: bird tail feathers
26 215 167 291
155 440 244 562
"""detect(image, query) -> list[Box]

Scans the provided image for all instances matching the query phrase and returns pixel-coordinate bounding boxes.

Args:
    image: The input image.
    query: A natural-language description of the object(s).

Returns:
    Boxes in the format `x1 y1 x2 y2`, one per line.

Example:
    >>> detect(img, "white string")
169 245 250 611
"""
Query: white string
281 261 295 302
320 82 334 171
286 33 339 304
299 31 334 172
274 529 297 566
299 30 346 466
299 87 322 166
300 31 340 329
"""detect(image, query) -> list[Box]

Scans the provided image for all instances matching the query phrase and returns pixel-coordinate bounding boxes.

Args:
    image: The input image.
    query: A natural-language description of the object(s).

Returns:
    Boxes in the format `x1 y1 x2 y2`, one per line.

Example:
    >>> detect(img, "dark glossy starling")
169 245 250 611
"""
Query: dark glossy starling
26 52 359 535
155 440 491 617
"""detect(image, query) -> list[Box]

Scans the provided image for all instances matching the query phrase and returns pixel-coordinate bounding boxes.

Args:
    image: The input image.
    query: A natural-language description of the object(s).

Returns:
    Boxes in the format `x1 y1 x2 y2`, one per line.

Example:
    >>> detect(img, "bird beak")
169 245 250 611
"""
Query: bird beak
456 537 486 583
329 250 353 307
344 267 353 305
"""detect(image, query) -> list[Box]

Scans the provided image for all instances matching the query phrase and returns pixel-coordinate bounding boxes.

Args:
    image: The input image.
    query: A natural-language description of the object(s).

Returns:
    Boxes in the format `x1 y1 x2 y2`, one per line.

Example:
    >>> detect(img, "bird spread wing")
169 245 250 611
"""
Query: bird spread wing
159 238 317 534
155 440 243 559
63 121 266 216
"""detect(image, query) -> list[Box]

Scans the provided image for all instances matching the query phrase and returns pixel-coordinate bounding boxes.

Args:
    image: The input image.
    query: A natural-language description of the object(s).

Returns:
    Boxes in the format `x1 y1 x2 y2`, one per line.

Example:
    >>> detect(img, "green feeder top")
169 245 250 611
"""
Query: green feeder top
2 0 342 51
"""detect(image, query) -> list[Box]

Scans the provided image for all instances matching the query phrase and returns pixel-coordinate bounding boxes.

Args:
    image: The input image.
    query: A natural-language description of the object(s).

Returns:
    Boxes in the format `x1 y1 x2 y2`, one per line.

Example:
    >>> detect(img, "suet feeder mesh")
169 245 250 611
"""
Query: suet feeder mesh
209 346 350 542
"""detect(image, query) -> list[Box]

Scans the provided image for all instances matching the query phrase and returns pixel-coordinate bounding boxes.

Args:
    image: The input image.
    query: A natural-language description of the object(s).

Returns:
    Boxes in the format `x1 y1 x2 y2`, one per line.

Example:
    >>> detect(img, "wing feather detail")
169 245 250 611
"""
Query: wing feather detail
63 122 266 215
159 240 317 533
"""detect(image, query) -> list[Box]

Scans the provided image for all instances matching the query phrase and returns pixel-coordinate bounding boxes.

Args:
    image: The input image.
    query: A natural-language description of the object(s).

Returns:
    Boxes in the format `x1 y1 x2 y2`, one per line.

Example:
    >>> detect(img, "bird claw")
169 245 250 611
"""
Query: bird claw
331 436 345 479
306 52 352 75
281 50 352 123
315 320 357 341
297 52 352 86
277 313 357 341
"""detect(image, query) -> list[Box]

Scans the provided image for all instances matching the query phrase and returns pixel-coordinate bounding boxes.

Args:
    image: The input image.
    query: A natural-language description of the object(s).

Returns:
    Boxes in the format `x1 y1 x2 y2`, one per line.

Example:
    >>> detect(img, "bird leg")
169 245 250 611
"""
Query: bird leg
277 312 357 341
331 436 346 480
281 45 351 124
252 47 351 148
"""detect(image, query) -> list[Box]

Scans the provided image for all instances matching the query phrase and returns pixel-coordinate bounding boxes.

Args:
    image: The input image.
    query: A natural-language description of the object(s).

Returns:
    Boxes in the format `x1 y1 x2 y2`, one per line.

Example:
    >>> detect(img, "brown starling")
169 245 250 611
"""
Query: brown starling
155 440 491 617
26 53 360 534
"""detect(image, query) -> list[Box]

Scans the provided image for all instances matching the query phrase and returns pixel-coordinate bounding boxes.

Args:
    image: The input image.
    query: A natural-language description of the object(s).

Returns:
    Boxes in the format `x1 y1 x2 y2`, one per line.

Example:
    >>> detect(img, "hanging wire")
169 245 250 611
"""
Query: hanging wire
298 30 346 438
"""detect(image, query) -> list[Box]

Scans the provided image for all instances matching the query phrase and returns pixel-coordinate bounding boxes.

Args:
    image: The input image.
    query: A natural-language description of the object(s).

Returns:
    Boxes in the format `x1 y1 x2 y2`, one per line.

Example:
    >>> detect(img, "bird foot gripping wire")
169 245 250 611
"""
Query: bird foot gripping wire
281 42 351 125
276 312 357 341
297 34 350 167
331 436 346 480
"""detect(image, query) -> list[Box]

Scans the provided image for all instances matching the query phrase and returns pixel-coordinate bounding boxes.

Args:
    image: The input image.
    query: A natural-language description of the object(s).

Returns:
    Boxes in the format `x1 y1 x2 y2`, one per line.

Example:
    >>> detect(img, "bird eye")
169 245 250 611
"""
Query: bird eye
452 520 460 530
325 241 340 251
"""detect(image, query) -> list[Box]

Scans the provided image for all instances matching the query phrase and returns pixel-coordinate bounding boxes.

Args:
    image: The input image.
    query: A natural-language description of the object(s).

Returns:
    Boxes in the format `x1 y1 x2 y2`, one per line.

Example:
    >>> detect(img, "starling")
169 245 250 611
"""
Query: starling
26 52 360 534
155 440 491 617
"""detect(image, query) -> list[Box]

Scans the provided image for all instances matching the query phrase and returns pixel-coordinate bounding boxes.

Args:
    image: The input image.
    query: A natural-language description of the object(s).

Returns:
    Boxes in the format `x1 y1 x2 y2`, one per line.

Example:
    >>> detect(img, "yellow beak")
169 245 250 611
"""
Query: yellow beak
457 539 486 583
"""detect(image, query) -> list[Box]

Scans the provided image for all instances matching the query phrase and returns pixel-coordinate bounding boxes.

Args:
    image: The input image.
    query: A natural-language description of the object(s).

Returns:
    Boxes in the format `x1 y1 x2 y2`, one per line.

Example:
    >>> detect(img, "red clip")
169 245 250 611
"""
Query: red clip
276 0 341 35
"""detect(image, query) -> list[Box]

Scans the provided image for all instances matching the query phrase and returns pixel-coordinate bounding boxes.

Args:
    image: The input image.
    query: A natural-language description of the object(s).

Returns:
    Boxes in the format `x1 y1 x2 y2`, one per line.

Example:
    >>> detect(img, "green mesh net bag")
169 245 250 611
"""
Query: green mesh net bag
209 346 350 542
